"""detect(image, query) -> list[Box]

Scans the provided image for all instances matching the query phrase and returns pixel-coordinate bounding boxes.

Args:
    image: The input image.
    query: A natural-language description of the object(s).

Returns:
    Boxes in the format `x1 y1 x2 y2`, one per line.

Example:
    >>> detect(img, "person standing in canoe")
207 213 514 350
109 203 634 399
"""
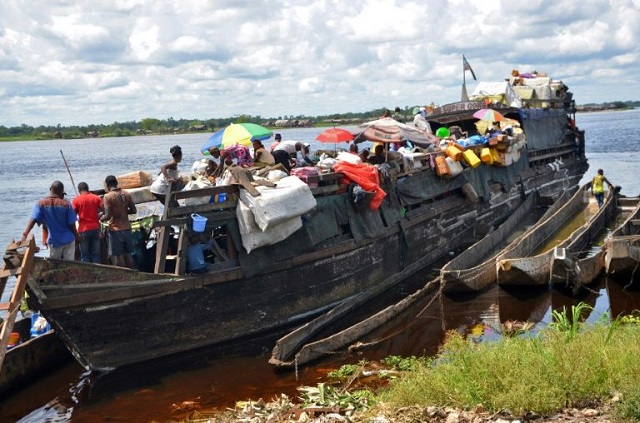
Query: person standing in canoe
591 169 613 208
20 181 78 260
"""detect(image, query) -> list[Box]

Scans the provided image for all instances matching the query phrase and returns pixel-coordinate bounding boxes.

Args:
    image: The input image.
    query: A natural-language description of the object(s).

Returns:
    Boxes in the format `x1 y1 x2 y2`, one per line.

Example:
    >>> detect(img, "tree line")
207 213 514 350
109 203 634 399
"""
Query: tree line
1 100 637 141
0 108 393 141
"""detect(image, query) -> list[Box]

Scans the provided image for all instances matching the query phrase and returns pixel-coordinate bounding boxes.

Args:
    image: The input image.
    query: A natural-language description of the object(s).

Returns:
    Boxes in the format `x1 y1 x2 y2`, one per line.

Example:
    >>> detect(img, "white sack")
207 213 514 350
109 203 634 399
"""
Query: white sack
236 201 302 254
183 177 214 206
239 176 316 231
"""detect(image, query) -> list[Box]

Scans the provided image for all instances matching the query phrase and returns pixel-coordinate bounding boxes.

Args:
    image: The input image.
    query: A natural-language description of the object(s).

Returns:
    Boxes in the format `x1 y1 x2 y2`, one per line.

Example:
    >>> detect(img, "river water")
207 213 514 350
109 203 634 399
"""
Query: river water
1 109 640 422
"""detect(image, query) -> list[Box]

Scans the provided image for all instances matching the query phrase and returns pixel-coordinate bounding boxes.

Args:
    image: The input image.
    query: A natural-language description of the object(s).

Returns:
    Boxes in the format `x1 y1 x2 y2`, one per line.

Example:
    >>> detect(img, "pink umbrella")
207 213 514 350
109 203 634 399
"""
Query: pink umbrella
473 108 505 122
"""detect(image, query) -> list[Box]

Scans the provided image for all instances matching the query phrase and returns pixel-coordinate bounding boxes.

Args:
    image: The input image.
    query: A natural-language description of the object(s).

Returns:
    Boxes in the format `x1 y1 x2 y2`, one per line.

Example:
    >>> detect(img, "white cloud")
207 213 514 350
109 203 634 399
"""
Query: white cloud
0 0 638 126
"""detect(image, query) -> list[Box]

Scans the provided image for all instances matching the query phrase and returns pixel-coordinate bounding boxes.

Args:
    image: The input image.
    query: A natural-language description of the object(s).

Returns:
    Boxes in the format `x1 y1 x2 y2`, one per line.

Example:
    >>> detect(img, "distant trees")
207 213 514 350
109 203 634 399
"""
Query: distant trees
2 101 636 141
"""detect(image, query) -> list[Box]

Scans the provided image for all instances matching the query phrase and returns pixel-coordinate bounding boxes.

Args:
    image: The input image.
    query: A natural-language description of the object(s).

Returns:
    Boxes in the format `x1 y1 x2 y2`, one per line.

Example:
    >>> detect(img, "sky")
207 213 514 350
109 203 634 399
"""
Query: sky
1 0 639 127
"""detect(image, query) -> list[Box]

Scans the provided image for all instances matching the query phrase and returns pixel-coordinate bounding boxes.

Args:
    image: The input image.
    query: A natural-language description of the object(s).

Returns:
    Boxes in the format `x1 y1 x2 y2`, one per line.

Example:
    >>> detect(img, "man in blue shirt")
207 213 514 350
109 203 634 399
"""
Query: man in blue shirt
20 181 78 260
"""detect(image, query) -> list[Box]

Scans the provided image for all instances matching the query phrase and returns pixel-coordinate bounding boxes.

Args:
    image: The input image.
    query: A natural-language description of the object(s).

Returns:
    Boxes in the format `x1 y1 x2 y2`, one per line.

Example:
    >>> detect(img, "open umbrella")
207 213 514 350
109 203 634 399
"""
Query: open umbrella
473 108 505 122
357 117 437 147
201 123 272 154
315 128 354 144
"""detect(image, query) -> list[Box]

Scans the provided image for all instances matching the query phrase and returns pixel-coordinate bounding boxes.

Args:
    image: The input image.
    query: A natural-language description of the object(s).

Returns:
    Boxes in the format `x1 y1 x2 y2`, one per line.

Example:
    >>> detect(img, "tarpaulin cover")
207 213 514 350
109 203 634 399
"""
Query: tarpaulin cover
239 176 317 231
518 108 567 150
397 153 529 206
236 201 302 254
333 162 386 210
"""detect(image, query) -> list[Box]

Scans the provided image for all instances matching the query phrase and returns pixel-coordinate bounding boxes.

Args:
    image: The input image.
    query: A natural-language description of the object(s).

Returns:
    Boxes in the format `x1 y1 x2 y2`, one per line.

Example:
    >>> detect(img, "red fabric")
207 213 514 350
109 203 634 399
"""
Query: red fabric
333 162 386 210
72 192 103 233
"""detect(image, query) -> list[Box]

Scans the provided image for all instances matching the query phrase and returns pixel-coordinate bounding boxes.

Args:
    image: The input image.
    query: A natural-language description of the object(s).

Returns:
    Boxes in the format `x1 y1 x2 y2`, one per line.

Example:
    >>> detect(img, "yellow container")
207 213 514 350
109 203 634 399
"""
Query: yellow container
435 155 449 176
463 149 481 168
446 144 464 161
480 147 493 165
490 148 501 165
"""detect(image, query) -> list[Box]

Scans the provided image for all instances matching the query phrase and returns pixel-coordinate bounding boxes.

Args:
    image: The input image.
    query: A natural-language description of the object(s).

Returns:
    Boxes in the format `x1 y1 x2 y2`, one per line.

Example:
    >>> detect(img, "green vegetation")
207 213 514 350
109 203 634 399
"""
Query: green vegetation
0 108 395 142
183 305 640 422
375 306 640 418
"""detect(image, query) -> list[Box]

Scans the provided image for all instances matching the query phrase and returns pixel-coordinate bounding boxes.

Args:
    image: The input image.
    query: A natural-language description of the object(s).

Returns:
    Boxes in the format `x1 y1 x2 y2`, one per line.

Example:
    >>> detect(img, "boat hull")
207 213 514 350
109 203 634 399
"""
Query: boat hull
0 319 71 398
497 186 595 287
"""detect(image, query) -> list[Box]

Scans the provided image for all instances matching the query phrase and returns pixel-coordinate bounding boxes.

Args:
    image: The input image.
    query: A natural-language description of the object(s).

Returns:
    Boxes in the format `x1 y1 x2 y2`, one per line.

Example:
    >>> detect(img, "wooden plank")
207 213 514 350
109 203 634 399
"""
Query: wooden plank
0 236 36 370
175 224 187 276
153 181 176 274
173 185 239 200
167 200 236 218
0 267 21 279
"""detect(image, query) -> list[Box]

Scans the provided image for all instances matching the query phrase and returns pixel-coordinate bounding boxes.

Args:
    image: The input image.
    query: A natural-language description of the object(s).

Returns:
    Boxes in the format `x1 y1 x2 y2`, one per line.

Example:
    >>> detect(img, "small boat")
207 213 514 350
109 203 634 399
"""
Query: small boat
0 318 71 398
441 192 544 293
549 190 621 294
604 198 640 284
497 185 611 287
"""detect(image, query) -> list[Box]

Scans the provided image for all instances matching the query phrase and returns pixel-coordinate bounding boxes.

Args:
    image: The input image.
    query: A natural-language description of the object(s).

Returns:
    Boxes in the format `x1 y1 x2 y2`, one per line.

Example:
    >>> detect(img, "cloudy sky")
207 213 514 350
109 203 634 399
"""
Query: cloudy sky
1 0 639 127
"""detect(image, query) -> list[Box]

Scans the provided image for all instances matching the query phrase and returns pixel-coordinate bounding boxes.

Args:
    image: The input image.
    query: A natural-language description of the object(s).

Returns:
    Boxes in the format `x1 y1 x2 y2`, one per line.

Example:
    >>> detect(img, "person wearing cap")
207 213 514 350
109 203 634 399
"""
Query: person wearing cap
101 175 137 269
412 106 433 134
72 182 104 263
273 140 313 173
20 180 79 260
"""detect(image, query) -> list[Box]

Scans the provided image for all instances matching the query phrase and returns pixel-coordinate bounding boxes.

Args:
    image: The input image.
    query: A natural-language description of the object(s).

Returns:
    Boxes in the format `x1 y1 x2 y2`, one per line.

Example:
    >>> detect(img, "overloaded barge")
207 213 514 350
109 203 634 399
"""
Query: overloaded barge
25 71 588 371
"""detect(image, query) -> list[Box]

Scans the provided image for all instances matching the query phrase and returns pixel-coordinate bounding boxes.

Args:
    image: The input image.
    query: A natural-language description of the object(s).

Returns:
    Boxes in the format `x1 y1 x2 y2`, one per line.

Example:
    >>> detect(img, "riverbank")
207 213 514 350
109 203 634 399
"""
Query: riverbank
184 303 640 422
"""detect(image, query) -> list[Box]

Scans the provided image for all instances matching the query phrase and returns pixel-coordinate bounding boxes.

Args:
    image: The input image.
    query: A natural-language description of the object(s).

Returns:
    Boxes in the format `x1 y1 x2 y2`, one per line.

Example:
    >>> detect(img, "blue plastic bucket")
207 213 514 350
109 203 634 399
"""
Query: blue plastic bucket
191 213 207 232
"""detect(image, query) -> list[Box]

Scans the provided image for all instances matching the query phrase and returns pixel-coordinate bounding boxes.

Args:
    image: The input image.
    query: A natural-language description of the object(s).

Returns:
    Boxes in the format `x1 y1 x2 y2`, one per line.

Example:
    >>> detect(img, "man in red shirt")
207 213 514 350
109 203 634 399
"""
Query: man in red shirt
100 175 137 269
72 182 104 263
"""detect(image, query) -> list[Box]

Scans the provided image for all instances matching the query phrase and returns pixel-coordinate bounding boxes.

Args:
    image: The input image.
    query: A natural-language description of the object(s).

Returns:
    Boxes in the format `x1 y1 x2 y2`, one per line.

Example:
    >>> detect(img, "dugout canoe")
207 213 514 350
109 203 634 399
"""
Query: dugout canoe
441 192 542 293
604 198 640 284
497 184 605 287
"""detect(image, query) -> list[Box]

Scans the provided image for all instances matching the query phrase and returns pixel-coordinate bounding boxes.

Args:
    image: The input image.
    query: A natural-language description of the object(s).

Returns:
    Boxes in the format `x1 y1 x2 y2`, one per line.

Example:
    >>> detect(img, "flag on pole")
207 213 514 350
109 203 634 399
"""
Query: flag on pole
463 55 477 81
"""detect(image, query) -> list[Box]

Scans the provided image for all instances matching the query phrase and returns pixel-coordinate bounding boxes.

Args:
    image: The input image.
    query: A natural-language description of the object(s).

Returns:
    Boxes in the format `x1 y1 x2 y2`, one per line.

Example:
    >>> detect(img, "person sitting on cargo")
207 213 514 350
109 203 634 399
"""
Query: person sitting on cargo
150 145 182 206
223 144 253 167
412 107 433 134
208 147 222 166
359 148 370 163
368 144 386 165
591 169 614 208
349 143 358 155
252 139 275 167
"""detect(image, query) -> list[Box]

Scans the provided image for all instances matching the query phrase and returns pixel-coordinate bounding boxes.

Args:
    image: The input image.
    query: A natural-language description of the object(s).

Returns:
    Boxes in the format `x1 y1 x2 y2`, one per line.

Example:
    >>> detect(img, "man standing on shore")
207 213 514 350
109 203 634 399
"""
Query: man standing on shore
72 182 104 263
20 180 78 260
101 175 137 269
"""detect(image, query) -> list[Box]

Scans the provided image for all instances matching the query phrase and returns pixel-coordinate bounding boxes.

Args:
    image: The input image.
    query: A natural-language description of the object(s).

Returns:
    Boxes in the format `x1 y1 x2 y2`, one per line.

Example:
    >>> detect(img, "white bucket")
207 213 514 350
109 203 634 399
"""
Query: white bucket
191 213 207 232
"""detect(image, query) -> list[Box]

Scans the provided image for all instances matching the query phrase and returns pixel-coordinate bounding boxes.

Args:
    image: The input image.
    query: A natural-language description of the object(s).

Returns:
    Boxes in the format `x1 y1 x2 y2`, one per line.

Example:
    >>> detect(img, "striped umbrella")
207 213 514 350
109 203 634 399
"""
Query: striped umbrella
201 123 272 155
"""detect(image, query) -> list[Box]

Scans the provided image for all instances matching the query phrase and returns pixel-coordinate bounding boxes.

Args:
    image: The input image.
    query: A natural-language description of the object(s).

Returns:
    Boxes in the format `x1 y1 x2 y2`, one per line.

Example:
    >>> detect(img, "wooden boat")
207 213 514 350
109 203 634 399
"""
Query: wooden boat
604 199 640 284
496 185 609 287
441 192 544 293
25 72 589 371
550 193 633 294
0 318 71 398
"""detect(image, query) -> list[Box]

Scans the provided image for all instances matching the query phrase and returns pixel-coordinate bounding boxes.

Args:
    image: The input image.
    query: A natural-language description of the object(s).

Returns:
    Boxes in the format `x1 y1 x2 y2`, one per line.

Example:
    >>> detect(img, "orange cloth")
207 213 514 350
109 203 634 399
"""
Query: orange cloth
333 162 386 210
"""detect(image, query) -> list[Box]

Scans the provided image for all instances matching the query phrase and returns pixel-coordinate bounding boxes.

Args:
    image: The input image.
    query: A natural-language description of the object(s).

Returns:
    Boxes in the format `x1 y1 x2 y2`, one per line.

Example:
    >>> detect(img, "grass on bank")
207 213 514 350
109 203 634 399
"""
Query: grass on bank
185 304 640 422
374 304 640 418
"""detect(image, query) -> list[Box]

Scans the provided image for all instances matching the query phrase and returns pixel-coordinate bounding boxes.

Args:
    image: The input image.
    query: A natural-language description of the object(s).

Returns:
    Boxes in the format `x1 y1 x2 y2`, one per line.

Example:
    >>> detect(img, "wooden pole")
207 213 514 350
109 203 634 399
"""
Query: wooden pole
60 150 78 195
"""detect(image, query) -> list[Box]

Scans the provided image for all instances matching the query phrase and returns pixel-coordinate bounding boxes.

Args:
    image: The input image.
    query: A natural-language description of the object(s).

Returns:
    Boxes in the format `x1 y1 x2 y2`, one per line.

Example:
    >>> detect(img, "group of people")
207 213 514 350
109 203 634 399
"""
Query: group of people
20 176 137 269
